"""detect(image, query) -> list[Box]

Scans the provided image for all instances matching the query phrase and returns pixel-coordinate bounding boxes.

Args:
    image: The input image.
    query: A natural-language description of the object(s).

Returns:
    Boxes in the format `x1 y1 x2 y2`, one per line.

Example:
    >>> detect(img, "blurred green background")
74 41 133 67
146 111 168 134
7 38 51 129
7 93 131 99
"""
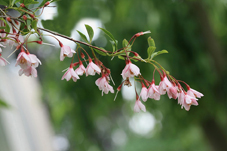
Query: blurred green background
32 0 227 150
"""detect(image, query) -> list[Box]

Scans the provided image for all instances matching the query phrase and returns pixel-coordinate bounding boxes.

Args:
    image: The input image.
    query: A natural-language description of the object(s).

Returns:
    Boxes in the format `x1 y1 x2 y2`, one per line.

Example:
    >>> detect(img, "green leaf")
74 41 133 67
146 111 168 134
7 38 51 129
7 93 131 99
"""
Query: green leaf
85 24 94 42
122 39 131 56
20 22 29 35
77 30 89 43
0 0 9 6
148 37 155 47
94 47 107 56
26 18 32 30
0 100 9 108
150 50 168 59
99 27 116 43
31 19 38 31
15 0 39 6
99 27 118 52
118 55 125 60
0 18 10 33
131 57 139 62
110 40 118 52
147 46 156 59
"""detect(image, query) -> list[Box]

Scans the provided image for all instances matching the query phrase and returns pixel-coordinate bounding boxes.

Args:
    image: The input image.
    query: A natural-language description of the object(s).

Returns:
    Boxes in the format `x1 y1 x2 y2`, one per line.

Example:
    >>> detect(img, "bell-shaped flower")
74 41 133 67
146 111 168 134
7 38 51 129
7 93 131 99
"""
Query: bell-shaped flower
181 93 198 111
75 61 86 76
95 76 114 95
60 45 76 61
61 65 80 82
86 58 101 76
140 83 148 102
28 53 42 68
178 90 185 105
167 85 178 99
148 81 160 100
19 66 37 77
134 97 146 112
15 51 30 69
158 75 172 95
187 88 204 99
121 60 140 79
0 55 8 66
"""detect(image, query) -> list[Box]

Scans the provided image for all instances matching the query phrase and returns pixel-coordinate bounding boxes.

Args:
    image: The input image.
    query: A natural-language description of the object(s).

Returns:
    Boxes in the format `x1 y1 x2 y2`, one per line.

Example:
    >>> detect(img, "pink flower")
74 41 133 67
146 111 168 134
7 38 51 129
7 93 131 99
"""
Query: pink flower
121 60 140 79
95 76 114 95
86 59 101 76
134 98 146 112
15 51 30 69
0 55 8 66
140 83 148 102
178 90 185 105
181 93 198 111
61 66 80 82
27 53 41 68
158 76 172 95
148 81 160 100
75 61 86 76
19 66 37 77
60 45 76 61
187 88 204 98
167 85 178 99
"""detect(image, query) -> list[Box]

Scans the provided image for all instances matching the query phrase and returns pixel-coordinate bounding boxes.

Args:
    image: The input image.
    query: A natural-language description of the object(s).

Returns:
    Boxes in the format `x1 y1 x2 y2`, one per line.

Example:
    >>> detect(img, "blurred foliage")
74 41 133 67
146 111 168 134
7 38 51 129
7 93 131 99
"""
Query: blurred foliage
39 0 227 151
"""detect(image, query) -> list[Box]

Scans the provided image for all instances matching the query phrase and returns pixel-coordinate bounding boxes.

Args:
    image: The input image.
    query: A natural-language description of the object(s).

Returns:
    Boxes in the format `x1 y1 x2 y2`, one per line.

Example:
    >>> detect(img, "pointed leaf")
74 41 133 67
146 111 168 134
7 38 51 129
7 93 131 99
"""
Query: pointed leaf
99 27 118 52
94 47 107 56
150 50 168 59
77 30 89 43
85 24 94 42
122 39 131 56
15 0 38 6
118 55 125 60
31 19 38 31
147 46 156 59
99 27 116 42
0 18 11 33
110 40 118 52
0 0 9 6
148 37 155 47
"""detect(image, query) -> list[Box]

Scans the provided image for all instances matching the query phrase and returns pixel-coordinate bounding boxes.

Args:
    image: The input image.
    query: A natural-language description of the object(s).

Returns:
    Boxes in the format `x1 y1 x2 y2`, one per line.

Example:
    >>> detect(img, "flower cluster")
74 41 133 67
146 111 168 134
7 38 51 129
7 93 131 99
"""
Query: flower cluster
119 64 204 112
0 1 204 113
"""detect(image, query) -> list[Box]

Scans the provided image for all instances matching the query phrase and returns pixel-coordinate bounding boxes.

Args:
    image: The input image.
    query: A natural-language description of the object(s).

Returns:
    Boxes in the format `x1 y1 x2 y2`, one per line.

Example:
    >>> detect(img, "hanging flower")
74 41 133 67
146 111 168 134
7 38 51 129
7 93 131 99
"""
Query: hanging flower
19 66 37 77
134 97 146 112
121 60 140 79
86 58 101 76
158 75 172 95
0 54 8 66
140 83 148 102
187 88 204 98
15 51 30 69
95 76 114 95
62 65 80 82
60 44 76 61
75 61 86 76
148 81 160 100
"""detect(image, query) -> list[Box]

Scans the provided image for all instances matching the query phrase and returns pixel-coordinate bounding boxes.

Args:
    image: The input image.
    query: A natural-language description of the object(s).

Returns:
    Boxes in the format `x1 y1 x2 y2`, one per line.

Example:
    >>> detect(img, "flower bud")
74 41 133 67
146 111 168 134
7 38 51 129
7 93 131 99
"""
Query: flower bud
80 52 85 59
44 1 50 7
6 17 11 22
36 41 43 44
14 20 19 25
29 14 35 19
20 3 25 7
23 15 27 21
